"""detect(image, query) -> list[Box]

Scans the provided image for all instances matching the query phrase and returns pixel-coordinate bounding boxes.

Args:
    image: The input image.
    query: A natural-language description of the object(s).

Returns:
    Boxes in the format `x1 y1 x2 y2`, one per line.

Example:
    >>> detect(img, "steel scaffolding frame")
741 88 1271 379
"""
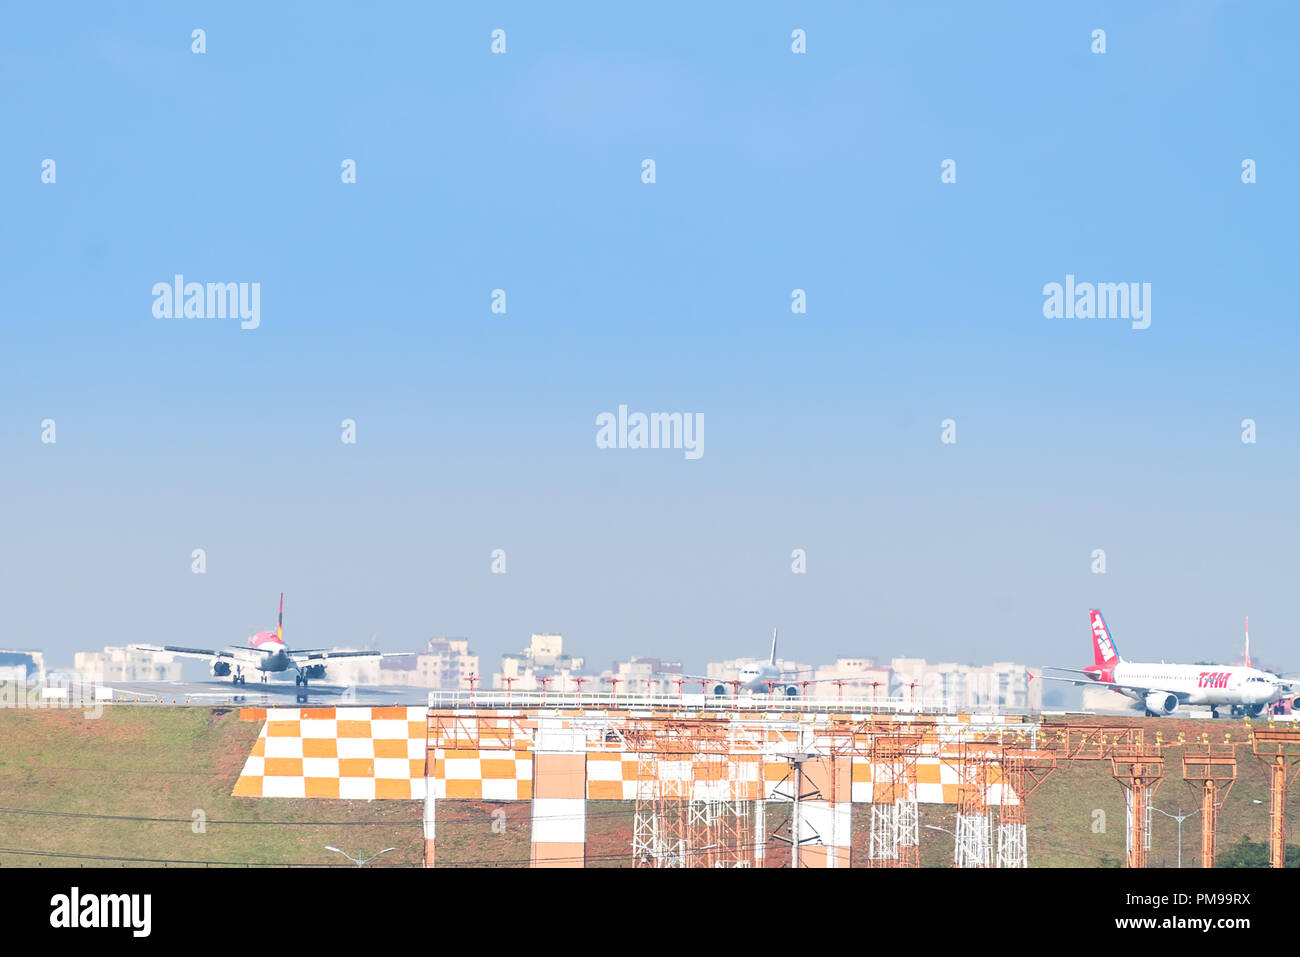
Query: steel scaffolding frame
423 708 1300 870
1112 749 1164 869
625 717 758 868
950 742 1000 868
1181 740 1236 869
1250 730 1300 868
866 729 925 867
998 747 1057 868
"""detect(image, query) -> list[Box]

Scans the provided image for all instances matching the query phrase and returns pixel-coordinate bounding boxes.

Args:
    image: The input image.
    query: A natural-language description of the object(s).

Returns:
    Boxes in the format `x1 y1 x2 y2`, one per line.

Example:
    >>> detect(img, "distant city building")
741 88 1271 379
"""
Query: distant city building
599 657 682 694
74 646 179 683
810 657 892 699
890 657 1040 711
380 636 480 689
494 633 591 691
436 631 1042 711
0 649 45 682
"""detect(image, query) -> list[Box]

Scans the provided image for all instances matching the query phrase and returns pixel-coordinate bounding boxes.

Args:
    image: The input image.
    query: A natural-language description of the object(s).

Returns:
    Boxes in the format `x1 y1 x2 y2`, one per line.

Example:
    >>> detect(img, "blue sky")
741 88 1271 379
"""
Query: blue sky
1 1 1296 674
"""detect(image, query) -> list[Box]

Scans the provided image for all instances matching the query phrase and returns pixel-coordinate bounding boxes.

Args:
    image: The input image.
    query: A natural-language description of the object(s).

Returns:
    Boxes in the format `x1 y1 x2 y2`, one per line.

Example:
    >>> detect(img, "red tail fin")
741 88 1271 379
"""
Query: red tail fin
1089 609 1120 665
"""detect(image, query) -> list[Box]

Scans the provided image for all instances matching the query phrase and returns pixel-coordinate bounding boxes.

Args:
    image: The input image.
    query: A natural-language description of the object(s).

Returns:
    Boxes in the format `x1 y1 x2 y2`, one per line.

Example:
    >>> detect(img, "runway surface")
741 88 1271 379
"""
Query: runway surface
103 679 431 706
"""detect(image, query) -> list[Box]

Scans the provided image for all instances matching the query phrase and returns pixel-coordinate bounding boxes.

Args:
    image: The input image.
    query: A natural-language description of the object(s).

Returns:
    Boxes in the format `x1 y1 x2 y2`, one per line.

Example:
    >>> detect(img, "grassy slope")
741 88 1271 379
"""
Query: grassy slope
0 707 422 867
1027 715 1300 868
1 707 1293 867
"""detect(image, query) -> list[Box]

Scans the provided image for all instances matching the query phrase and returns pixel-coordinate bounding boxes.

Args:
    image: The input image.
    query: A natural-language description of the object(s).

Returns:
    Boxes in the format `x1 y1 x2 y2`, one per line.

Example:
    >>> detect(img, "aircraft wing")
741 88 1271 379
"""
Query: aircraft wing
1039 673 1189 702
129 643 260 664
774 673 862 684
653 671 843 684
292 650 399 662
649 670 708 680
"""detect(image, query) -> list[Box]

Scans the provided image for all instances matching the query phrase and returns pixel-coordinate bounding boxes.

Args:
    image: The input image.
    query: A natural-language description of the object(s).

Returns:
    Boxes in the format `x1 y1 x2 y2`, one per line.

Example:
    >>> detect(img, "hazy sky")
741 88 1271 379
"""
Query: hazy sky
1 2 1296 674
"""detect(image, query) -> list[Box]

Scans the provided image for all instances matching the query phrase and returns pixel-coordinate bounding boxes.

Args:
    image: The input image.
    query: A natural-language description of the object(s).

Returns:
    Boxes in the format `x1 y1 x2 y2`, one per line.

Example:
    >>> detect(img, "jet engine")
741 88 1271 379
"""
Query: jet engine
211 661 231 677
303 664 327 680
1289 694 1300 713
710 683 727 696
1144 691 1177 716
783 684 800 697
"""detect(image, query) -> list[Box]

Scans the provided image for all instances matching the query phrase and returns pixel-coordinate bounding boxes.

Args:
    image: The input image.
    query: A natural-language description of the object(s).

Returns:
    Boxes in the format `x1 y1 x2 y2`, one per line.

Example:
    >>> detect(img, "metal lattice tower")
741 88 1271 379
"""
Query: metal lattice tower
895 799 919 857
996 818 1026 868
1182 739 1236 869
626 717 758 868
951 742 998 868
1114 749 1163 869
998 744 1056 869
955 810 993 868
1250 730 1300 869
867 729 924 867
868 803 897 862
632 747 660 866
1123 786 1150 864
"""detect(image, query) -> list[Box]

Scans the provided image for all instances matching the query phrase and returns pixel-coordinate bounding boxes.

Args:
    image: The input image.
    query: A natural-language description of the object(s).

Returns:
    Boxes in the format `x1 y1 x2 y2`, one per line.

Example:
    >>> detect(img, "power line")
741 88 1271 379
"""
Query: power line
0 821 1112 868
0 761 235 777
0 802 651 826
0 846 415 867
0 806 420 826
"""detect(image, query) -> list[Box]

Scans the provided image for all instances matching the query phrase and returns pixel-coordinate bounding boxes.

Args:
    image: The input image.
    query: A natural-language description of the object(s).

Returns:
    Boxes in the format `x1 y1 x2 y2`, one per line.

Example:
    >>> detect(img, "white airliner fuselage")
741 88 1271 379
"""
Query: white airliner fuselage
670 629 805 697
1104 661 1278 711
735 659 786 693
1048 609 1294 717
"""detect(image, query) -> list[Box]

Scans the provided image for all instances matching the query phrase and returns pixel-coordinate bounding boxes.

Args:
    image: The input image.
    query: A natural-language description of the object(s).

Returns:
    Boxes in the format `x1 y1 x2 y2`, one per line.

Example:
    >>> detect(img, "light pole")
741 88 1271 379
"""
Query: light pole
1149 805 1200 869
324 846 396 868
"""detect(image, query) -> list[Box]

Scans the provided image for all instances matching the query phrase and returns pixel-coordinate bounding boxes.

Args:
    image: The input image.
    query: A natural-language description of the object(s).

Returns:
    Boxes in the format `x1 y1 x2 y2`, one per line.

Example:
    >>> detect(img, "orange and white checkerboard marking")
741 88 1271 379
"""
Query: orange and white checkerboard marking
232 706 427 800
234 706 1021 809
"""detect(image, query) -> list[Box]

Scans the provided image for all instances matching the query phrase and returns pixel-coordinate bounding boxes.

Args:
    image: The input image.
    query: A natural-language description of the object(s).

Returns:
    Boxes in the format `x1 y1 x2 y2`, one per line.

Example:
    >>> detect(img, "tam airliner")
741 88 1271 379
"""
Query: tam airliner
131 594 389 697
1045 609 1294 717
